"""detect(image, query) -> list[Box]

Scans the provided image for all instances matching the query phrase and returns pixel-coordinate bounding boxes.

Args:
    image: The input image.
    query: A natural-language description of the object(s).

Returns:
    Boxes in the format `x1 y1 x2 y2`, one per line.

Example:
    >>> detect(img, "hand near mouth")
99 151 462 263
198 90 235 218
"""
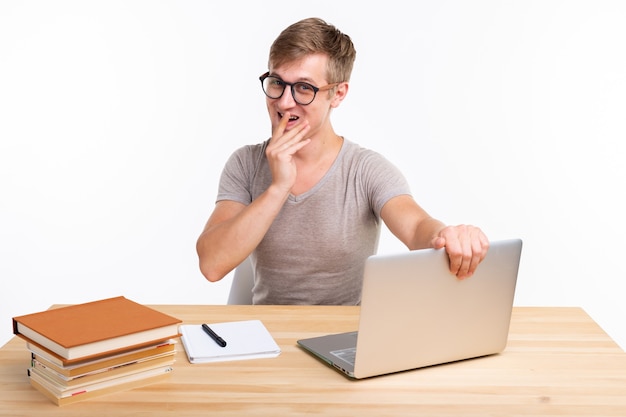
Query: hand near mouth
266 111 311 195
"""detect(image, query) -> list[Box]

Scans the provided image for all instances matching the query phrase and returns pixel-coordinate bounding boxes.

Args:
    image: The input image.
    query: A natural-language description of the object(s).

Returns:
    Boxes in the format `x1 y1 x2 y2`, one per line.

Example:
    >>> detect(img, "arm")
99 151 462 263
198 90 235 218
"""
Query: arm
380 195 489 279
196 185 288 282
197 113 311 282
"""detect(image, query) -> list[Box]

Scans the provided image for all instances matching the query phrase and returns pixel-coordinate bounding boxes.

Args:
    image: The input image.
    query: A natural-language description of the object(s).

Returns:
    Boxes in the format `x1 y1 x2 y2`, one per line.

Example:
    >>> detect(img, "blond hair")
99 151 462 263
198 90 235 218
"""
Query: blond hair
268 17 356 84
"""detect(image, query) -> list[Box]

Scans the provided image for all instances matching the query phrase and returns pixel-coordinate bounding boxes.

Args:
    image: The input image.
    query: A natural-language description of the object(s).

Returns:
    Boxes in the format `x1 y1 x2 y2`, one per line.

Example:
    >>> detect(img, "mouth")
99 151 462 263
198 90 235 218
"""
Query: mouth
279 112 299 122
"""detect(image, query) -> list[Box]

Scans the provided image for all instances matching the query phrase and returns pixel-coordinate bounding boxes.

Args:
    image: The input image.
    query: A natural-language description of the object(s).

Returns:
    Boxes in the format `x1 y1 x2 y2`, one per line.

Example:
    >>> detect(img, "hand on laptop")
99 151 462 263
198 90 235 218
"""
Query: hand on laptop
432 225 489 280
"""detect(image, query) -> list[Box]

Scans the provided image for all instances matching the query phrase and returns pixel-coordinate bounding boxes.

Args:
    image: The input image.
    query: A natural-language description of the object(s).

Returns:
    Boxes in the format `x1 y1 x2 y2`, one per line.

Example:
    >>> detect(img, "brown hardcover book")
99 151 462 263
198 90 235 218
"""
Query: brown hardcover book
13 296 181 364
29 339 176 377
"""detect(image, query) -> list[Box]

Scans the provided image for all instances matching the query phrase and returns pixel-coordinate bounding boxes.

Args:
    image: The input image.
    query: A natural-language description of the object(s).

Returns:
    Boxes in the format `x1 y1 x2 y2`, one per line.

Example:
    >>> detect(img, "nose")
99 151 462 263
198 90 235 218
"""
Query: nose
275 86 297 109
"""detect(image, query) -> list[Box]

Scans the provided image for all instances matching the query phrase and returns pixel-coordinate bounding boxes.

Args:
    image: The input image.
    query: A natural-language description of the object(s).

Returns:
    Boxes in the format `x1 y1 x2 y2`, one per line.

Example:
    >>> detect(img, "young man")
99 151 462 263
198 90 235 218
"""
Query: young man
196 17 489 305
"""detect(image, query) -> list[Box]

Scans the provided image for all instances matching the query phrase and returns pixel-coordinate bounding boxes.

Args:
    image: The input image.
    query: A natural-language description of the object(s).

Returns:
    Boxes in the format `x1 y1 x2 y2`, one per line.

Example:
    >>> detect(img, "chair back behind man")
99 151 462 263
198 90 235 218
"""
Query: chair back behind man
227 257 254 305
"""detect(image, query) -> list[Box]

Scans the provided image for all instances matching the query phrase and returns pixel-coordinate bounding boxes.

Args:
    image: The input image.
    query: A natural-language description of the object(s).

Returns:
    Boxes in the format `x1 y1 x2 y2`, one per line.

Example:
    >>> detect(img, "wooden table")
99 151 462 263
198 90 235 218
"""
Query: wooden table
1 305 625 416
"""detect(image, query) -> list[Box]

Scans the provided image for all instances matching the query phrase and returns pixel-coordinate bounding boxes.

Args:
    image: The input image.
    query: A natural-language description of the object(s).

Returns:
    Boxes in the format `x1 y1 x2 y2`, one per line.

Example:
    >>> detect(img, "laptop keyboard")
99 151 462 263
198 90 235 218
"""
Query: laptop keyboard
330 347 357 366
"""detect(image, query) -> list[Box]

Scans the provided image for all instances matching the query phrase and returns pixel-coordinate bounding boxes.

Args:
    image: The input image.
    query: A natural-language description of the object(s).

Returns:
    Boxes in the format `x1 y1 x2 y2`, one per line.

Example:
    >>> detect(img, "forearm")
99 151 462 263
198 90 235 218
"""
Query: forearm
381 195 447 251
406 217 447 251
196 185 289 282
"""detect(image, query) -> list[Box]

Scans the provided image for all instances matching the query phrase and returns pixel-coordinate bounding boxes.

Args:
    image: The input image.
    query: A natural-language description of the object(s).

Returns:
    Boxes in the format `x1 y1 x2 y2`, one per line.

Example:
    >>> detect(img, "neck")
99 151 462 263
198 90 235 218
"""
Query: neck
289 133 343 196
295 131 342 163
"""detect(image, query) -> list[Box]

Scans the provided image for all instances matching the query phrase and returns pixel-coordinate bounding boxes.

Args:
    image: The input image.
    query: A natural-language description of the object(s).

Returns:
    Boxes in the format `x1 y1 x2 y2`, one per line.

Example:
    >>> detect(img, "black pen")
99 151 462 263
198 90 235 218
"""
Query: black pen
202 323 227 347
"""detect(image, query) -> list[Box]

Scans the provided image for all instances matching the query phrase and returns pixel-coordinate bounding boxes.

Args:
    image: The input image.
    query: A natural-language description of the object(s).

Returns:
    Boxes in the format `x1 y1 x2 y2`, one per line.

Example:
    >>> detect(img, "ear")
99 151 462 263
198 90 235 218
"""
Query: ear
330 82 349 108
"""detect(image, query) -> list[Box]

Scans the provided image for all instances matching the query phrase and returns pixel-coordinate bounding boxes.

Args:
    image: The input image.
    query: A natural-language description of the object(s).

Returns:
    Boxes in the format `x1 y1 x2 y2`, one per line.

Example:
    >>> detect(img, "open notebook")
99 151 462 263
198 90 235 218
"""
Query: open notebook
179 320 280 364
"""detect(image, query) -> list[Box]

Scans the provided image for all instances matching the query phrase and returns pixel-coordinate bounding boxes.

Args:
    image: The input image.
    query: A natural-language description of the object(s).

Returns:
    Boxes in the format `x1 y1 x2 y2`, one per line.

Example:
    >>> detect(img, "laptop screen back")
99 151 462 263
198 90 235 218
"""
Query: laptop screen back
352 238 522 378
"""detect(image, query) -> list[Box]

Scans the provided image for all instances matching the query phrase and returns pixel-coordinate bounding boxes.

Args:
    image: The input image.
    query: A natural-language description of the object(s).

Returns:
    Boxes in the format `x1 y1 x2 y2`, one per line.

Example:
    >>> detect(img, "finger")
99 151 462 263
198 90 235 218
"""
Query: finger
456 229 474 278
461 229 489 279
445 239 464 277
285 121 310 147
464 250 481 279
273 112 291 137
272 128 310 160
431 236 446 250
279 111 290 125
271 117 309 150
456 241 473 279
270 112 296 147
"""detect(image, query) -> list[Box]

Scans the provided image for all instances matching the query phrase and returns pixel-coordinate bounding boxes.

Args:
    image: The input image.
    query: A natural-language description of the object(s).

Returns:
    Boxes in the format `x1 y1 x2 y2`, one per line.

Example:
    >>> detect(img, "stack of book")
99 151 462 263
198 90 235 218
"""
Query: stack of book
12 296 182 406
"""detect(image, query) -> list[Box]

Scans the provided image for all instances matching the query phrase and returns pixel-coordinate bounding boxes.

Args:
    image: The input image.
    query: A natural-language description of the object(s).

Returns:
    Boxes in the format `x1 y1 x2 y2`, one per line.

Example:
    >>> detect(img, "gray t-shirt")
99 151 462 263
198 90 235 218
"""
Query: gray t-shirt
217 138 411 305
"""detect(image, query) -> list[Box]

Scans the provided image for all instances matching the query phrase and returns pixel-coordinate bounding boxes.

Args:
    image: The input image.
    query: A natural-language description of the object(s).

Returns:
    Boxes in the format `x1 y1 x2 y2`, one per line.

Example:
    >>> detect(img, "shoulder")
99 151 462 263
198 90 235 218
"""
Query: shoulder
225 140 269 169
341 139 398 170
230 140 268 160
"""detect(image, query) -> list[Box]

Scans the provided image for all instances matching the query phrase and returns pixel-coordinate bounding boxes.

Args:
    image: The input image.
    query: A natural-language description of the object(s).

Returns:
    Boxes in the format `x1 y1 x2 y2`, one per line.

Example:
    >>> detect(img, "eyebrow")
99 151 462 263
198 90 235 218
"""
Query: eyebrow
269 72 319 85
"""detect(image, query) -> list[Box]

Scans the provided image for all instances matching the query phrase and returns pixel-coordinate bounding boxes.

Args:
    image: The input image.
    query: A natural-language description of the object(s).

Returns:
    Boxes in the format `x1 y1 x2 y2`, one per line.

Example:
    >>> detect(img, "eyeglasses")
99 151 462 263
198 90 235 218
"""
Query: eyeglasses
259 72 341 105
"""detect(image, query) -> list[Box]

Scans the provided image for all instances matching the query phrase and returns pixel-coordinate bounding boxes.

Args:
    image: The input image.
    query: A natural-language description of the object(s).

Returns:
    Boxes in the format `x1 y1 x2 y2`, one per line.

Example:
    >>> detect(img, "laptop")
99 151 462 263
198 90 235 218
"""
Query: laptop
297 238 523 379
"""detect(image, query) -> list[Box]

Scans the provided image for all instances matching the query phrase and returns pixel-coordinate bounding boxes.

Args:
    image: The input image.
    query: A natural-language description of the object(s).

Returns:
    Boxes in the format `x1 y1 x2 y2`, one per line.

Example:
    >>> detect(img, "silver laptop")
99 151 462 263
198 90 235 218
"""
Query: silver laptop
297 238 523 379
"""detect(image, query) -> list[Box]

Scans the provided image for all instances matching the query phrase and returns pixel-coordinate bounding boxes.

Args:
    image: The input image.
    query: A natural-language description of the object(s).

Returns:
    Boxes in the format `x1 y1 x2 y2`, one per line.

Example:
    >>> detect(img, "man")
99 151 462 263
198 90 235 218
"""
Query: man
196 17 489 305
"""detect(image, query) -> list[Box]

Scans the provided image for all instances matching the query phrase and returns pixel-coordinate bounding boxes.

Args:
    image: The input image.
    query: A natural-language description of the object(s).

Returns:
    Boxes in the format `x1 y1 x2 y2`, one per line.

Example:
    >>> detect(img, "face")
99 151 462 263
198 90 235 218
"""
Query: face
265 53 347 139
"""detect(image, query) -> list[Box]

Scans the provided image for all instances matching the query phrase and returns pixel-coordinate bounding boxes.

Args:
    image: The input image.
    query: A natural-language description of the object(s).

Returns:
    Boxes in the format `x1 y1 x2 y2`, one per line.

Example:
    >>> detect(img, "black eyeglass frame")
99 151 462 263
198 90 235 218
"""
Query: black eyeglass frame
259 72 341 105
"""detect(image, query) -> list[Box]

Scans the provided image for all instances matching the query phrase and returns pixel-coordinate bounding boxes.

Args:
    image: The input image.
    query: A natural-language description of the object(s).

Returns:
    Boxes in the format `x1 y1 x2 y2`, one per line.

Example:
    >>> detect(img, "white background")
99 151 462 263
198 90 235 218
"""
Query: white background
1 1 625 350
